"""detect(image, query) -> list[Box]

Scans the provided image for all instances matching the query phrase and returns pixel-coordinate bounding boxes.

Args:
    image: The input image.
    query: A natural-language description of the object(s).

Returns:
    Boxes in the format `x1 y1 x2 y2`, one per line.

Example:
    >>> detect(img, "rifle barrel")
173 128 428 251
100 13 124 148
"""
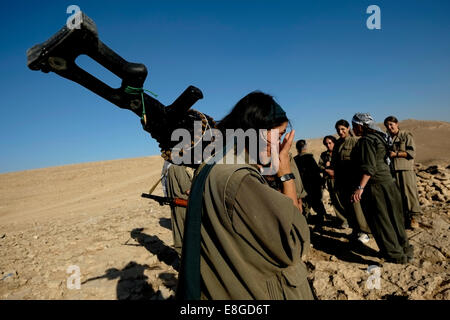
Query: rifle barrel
141 193 187 208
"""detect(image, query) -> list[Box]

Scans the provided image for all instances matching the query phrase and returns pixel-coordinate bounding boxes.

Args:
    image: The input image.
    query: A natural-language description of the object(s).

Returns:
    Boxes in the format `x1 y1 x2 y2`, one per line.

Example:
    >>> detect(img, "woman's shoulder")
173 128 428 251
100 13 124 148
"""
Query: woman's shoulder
208 164 291 211
210 163 261 178
340 136 358 149
360 132 387 149
207 163 264 191
355 134 374 147
398 129 414 140
298 152 314 159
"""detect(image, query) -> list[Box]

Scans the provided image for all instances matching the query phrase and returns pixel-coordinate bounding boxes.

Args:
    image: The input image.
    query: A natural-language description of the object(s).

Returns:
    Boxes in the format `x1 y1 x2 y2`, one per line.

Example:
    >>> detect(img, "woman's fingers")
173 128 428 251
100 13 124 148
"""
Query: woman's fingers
352 190 363 203
281 130 295 153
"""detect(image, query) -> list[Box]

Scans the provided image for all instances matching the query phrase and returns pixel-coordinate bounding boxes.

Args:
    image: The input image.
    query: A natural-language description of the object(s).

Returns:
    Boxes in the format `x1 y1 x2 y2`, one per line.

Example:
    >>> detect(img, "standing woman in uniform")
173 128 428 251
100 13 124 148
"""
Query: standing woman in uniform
331 120 371 242
318 135 347 226
294 139 328 228
384 116 421 230
176 91 314 300
163 163 193 256
351 113 413 264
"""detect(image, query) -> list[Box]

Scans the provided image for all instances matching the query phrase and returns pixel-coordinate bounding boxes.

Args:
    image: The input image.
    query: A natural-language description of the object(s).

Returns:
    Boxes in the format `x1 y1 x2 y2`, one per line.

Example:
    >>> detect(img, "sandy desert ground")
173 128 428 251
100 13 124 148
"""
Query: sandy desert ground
0 119 449 300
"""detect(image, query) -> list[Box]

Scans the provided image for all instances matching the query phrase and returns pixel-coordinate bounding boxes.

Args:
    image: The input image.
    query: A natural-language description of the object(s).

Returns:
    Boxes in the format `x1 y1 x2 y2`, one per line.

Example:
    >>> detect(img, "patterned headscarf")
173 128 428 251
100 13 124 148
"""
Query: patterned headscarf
352 112 393 166
351 113 384 134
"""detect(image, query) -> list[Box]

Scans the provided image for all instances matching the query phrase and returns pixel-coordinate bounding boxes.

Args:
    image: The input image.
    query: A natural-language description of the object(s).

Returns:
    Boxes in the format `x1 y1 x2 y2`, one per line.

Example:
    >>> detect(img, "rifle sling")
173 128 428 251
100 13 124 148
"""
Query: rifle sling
176 163 215 300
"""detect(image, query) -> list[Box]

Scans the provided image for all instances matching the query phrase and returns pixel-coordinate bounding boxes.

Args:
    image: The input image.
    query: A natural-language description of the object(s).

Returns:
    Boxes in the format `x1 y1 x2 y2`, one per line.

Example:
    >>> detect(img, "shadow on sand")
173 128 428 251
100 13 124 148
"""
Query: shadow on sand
126 228 180 271
82 261 157 300
82 261 178 300
158 218 172 231
310 225 381 266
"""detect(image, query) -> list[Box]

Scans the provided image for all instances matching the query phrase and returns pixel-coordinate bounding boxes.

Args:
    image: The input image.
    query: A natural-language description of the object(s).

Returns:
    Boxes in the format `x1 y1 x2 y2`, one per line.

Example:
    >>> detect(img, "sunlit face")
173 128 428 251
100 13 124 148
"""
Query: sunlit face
385 121 399 135
260 121 288 159
324 138 335 152
336 125 350 139
352 123 364 136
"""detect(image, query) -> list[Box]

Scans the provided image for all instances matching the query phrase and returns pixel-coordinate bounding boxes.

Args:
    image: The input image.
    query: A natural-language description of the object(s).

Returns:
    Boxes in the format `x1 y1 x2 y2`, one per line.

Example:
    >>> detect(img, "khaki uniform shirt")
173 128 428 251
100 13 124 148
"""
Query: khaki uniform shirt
166 165 192 200
390 130 416 171
354 133 393 184
166 165 193 253
331 136 359 186
198 163 312 300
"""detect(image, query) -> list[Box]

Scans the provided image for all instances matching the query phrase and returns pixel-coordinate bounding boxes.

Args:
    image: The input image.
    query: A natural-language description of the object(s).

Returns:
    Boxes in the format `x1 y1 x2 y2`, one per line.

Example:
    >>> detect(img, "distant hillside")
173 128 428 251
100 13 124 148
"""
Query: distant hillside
291 119 450 166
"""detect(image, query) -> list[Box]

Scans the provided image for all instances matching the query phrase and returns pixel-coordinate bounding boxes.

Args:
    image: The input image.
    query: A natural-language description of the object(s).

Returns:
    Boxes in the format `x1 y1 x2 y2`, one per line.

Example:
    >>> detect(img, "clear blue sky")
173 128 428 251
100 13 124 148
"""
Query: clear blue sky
1 0 449 173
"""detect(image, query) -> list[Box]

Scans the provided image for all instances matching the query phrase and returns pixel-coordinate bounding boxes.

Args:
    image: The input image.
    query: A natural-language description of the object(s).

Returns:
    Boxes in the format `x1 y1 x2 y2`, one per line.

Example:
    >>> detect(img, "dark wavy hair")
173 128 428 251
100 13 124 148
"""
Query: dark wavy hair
335 119 353 137
217 91 289 133
322 135 337 146
335 119 350 130
384 115 399 127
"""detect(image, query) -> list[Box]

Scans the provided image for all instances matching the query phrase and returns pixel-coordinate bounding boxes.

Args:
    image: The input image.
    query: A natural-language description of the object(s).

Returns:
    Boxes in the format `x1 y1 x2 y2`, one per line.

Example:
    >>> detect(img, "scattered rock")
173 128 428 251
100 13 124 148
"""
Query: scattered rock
1 161 448 301
416 164 450 208
1 272 15 281
158 286 173 300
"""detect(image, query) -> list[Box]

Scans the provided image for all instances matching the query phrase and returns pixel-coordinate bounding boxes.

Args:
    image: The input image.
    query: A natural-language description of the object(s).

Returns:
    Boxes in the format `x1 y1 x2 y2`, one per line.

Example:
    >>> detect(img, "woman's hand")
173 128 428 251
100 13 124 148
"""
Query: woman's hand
352 189 364 203
277 130 295 177
353 175 371 203
325 169 334 178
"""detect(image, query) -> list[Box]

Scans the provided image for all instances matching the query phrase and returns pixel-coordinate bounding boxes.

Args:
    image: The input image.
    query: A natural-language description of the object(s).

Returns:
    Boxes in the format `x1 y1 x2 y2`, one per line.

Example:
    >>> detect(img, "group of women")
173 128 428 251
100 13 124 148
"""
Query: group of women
175 91 418 300
319 116 421 231
318 116 417 266
316 121 371 244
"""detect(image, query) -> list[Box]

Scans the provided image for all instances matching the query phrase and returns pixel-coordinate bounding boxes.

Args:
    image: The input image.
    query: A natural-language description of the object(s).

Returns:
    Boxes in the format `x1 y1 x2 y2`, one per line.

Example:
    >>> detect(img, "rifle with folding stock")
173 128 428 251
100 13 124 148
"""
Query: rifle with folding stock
27 12 215 165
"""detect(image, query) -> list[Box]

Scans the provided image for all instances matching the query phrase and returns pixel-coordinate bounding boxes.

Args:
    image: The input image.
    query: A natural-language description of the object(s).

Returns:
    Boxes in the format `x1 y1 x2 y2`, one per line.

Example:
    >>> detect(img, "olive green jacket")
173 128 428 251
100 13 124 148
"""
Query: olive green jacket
390 130 416 171
198 163 312 300
331 136 359 187
166 165 193 253
353 133 393 185
166 165 192 200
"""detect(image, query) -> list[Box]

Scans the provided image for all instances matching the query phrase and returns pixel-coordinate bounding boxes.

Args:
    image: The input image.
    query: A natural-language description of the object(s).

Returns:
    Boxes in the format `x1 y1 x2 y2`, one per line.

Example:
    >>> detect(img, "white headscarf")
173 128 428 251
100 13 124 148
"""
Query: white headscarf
351 113 384 134
352 113 393 166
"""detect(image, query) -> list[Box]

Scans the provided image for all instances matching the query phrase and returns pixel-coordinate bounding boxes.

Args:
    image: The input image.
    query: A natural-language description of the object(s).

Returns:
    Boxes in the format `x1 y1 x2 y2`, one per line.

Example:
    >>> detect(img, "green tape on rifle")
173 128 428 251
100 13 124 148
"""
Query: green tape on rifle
124 86 158 124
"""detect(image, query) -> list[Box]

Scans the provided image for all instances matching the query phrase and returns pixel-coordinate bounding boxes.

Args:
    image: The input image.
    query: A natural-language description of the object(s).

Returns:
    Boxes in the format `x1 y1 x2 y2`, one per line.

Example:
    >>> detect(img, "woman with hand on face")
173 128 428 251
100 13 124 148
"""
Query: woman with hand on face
318 135 347 226
351 113 413 264
384 116 421 230
331 120 370 243
176 91 313 300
